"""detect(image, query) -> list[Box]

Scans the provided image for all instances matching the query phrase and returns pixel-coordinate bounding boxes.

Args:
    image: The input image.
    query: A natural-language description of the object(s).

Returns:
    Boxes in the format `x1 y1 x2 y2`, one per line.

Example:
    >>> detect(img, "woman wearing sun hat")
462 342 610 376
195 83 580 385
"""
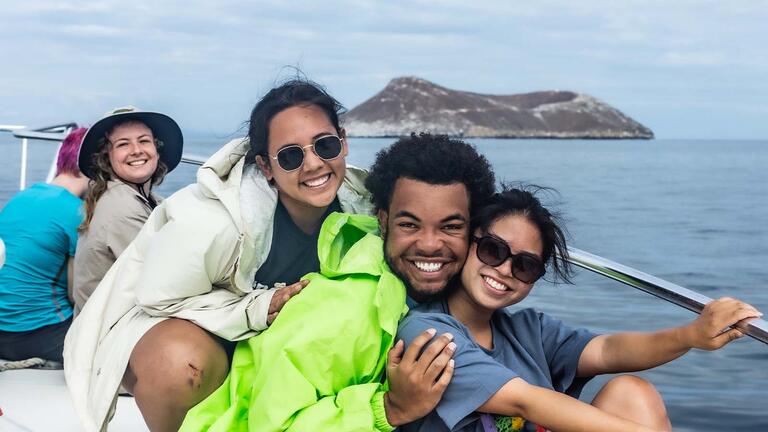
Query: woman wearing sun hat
72 106 183 313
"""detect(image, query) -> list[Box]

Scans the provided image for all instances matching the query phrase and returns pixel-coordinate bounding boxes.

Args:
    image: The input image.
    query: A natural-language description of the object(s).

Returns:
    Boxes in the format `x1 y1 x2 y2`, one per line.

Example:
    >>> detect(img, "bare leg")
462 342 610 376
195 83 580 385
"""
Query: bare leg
591 375 672 431
122 318 230 432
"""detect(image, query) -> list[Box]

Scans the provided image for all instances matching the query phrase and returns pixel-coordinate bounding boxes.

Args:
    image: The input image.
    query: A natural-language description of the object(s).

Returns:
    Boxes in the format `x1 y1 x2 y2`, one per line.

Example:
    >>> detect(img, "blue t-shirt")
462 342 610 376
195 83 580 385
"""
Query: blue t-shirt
397 299 598 432
0 183 83 331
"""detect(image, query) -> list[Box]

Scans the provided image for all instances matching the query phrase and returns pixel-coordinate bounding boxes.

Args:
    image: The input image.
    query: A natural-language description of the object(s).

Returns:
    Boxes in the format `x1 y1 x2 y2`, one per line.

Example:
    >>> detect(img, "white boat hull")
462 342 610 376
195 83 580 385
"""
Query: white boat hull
0 369 147 431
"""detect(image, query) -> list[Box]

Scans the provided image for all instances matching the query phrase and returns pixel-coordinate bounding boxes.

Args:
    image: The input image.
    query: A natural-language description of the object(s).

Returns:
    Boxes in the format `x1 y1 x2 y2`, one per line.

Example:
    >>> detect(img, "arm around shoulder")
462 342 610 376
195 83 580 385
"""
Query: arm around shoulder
393 313 517 429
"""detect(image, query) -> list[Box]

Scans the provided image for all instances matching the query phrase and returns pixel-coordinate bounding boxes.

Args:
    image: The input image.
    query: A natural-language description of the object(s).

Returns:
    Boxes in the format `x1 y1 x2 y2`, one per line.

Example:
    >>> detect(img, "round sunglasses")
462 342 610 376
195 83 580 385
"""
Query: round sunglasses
270 135 344 172
472 235 545 284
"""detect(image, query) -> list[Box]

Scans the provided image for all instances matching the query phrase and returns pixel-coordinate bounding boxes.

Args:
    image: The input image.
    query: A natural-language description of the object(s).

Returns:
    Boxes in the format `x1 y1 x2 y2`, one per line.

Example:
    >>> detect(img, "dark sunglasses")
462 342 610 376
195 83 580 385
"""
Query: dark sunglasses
270 135 344 172
472 235 545 284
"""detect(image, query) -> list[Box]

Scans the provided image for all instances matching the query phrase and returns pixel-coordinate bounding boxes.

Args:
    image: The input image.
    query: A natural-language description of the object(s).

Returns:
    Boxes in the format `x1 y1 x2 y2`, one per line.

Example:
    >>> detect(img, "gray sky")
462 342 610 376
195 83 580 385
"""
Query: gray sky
1 0 766 139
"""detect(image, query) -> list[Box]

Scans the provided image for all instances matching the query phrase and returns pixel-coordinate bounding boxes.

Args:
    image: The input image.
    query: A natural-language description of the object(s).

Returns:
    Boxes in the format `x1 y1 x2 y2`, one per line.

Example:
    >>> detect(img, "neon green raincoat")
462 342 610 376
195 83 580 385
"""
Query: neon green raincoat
180 213 408 431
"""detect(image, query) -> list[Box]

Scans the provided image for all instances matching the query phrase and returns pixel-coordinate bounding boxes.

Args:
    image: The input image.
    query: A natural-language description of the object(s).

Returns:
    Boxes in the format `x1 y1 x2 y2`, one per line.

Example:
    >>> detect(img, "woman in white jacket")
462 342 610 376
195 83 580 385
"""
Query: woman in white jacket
65 79 452 431
65 80 368 431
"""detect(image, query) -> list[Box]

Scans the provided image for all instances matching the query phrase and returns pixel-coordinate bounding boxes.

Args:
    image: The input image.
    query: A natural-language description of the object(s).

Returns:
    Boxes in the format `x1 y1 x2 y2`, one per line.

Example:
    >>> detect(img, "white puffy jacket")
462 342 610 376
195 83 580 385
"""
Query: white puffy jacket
63 137 373 431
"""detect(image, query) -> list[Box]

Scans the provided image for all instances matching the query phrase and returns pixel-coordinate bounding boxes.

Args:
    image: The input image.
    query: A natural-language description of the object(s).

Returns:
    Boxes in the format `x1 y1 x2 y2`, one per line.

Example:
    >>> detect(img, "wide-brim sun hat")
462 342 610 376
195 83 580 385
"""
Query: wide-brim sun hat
78 106 184 179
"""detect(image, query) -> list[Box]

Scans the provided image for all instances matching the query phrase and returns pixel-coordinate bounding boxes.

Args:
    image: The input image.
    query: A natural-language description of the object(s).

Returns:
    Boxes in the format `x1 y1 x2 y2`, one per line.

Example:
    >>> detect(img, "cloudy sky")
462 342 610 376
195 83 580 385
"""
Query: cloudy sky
1 0 766 139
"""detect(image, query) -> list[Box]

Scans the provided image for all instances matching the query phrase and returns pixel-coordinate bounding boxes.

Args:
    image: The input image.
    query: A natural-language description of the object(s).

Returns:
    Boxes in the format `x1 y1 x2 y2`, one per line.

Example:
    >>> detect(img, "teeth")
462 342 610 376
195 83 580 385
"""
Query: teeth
484 276 508 291
414 261 443 272
128 160 147 166
304 174 330 187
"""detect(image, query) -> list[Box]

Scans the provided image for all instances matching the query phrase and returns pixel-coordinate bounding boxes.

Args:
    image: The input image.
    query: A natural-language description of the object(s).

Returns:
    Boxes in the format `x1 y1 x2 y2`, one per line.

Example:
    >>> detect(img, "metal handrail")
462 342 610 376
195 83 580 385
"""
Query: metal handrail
13 123 78 142
180 154 207 166
567 247 768 345
0 125 25 132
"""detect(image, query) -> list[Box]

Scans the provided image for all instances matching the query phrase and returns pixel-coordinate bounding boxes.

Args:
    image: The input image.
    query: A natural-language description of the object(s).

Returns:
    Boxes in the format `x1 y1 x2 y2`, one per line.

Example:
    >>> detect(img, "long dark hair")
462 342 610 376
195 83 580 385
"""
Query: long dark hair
244 78 345 164
472 185 573 283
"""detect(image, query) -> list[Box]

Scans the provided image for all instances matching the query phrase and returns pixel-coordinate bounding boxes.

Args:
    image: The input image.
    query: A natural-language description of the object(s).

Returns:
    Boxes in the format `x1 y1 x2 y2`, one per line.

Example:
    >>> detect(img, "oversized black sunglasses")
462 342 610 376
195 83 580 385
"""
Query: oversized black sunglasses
270 135 344 172
472 235 545 284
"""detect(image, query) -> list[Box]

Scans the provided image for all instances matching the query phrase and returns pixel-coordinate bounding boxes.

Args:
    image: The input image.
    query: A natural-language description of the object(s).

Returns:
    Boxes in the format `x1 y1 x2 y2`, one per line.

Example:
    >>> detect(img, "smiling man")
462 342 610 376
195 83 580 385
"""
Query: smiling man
367 132 498 424
365 133 496 303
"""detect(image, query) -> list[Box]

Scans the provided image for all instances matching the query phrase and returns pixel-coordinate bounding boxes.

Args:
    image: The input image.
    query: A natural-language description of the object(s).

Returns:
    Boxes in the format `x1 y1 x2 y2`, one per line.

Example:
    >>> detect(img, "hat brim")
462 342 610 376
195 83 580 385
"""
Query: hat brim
78 111 184 180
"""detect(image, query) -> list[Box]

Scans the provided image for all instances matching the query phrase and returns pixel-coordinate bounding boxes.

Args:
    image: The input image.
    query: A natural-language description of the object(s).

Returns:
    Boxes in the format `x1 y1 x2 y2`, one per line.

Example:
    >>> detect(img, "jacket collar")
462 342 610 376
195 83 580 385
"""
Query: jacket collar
106 179 158 208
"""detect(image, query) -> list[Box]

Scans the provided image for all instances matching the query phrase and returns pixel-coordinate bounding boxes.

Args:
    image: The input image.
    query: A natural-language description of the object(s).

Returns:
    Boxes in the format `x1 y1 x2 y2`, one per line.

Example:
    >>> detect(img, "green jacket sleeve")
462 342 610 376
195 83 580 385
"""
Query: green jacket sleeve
180 213 407 432
286 386 393 432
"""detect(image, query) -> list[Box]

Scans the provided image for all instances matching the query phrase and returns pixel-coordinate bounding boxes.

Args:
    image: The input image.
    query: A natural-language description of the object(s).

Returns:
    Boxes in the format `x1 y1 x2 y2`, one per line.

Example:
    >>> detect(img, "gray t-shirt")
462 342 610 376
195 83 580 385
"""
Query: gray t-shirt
397 300 598 432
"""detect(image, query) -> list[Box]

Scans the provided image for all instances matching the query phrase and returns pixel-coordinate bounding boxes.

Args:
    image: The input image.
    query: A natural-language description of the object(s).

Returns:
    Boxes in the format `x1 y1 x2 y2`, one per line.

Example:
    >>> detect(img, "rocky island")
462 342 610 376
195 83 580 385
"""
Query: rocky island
343 77 653 139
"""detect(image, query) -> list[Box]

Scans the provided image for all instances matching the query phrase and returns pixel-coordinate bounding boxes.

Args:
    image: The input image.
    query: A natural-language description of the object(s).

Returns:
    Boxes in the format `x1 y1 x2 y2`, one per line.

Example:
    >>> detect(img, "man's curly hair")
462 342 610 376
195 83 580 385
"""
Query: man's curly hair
365 133 496 217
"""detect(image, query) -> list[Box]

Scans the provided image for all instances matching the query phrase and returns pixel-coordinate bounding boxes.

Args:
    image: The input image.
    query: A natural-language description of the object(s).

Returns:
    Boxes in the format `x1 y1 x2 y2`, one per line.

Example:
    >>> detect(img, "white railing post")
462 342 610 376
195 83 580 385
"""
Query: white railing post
20 138 28 190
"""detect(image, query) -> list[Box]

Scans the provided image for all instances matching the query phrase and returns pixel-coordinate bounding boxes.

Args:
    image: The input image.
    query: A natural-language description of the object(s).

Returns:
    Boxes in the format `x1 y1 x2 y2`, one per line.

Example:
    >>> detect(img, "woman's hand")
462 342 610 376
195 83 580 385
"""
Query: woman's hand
682 297 762 350
267 280 310 325
383 329 456 426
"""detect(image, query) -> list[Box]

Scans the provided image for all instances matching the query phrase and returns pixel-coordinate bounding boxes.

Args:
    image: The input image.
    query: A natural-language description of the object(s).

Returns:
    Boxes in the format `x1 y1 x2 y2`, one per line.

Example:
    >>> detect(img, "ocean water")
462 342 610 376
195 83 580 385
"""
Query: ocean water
2 135 767 430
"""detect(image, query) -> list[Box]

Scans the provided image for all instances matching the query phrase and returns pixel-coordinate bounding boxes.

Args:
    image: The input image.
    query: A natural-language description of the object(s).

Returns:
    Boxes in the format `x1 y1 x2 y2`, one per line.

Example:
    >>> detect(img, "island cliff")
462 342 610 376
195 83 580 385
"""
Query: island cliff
343 77 653 139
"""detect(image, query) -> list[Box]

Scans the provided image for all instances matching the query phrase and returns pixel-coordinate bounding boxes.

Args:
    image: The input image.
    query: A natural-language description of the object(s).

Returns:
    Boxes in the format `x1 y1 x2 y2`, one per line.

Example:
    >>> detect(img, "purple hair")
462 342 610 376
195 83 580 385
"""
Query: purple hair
56 127 88 176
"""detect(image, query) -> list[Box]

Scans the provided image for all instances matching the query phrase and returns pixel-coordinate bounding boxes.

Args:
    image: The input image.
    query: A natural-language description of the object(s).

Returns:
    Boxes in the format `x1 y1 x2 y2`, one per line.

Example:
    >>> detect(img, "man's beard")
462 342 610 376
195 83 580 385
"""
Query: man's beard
381 230 459 303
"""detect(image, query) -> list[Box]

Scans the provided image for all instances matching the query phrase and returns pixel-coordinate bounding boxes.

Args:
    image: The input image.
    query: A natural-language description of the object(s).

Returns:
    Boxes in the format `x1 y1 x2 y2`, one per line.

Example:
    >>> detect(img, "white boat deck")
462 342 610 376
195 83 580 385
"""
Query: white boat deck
0 369 147 431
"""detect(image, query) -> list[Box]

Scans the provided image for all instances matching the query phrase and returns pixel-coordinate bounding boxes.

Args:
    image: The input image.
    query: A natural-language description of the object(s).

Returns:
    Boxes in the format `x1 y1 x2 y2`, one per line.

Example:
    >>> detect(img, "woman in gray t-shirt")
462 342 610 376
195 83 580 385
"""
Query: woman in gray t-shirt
398 186 761 432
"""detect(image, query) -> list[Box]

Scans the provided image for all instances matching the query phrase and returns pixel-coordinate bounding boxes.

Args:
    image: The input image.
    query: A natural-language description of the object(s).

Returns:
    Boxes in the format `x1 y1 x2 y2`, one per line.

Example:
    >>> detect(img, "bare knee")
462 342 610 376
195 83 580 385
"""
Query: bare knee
126 319 229 406
592 375 671 431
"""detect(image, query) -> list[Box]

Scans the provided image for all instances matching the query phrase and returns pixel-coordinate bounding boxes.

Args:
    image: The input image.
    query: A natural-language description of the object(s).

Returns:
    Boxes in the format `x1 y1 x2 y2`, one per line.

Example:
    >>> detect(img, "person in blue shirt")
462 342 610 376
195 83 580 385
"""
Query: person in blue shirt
0 127 89 363
398 186 762 432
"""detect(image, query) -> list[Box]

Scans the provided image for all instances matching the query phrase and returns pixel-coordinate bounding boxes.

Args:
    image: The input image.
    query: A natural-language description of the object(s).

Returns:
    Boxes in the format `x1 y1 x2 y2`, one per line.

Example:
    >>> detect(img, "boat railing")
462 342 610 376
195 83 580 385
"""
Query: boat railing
566 248 767 345
3 125 767 346
180 153 207 166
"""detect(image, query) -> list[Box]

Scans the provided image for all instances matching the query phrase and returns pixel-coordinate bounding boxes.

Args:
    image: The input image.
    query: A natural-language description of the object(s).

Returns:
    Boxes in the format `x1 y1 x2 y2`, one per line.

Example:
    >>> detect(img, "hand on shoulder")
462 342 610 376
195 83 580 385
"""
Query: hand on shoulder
383 329 456 426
